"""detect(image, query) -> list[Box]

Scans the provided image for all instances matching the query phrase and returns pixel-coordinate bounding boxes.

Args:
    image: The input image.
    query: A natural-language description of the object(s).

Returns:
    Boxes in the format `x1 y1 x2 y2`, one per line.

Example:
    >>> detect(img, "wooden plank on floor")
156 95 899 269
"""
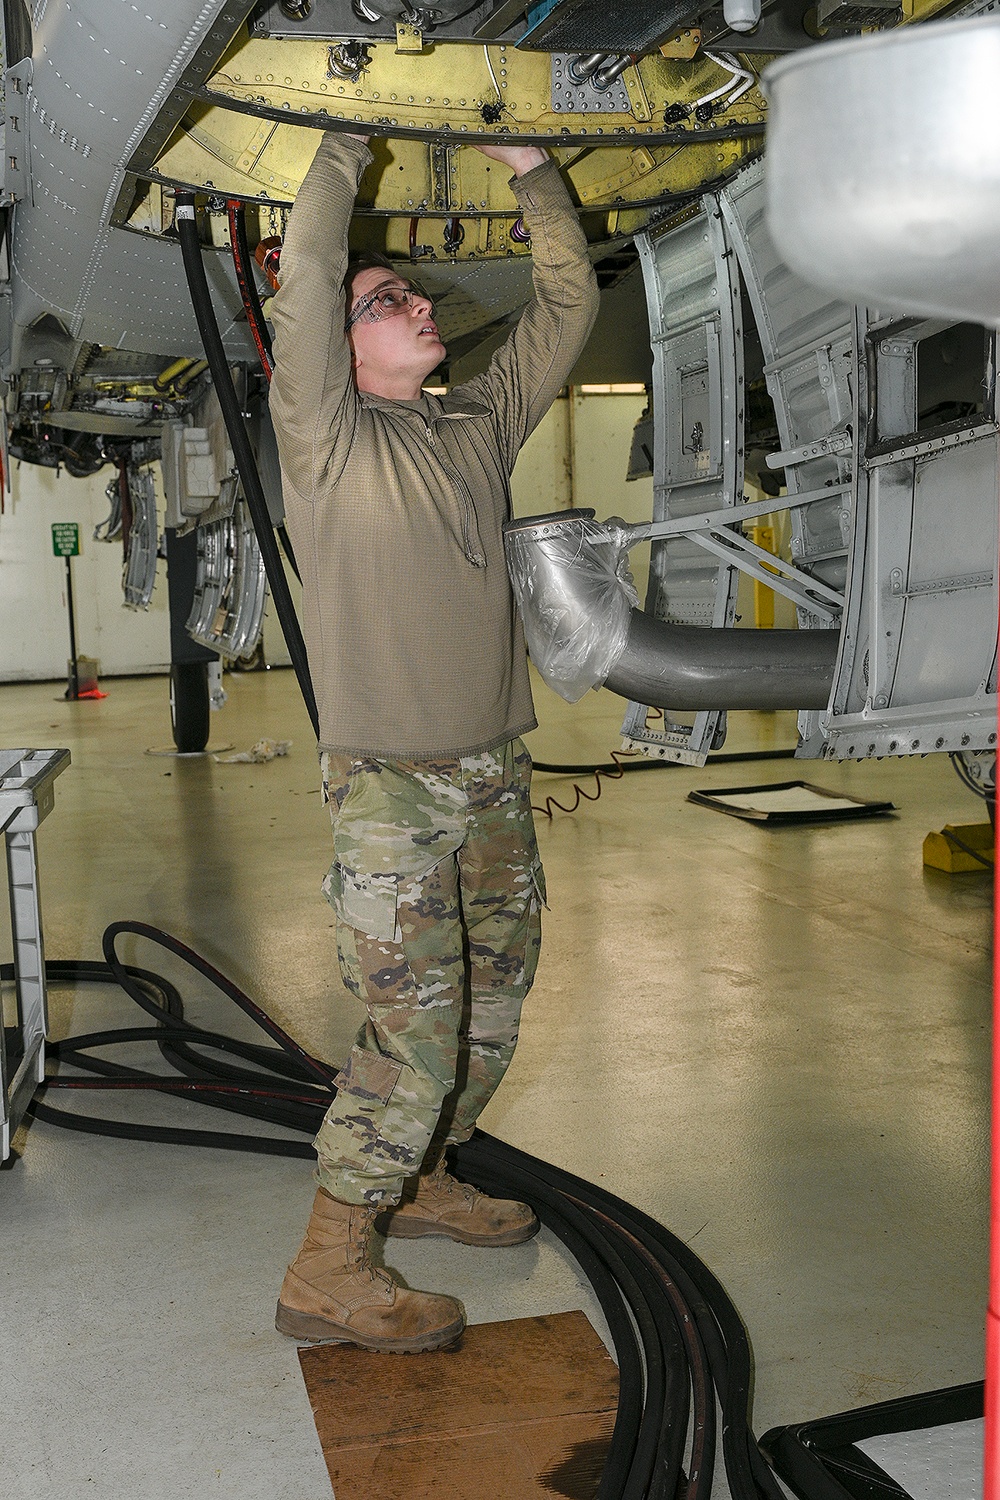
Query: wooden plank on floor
298 1310 619 1500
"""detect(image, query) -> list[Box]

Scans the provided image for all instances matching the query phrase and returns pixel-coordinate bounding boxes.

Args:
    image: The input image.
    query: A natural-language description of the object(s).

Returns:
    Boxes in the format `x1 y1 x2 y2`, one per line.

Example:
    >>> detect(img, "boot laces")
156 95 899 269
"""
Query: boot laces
428 1154 478 1207
352 1204 392 1288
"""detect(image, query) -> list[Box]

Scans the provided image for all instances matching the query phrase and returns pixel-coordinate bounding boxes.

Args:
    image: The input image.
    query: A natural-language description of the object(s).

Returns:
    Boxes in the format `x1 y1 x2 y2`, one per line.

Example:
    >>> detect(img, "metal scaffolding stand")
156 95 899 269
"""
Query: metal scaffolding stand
1 749 71 1160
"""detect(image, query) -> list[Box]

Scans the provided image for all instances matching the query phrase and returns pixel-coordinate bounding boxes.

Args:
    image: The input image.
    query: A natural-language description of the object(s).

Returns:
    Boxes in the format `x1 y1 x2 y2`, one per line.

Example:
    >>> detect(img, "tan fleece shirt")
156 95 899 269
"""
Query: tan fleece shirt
269 134 599 758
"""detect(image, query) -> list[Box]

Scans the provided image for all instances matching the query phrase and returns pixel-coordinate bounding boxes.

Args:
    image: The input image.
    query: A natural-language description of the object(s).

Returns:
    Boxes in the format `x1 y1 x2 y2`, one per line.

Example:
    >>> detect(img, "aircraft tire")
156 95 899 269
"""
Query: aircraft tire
169 662 210 753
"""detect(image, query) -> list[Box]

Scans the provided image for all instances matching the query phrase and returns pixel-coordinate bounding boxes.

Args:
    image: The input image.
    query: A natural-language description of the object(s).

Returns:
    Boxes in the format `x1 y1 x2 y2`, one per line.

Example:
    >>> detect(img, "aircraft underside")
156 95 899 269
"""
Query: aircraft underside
0 0 994 772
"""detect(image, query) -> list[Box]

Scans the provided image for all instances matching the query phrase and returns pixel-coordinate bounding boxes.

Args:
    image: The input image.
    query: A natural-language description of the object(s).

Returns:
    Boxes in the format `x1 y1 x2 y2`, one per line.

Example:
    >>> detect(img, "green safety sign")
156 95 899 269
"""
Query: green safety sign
51 522 80 557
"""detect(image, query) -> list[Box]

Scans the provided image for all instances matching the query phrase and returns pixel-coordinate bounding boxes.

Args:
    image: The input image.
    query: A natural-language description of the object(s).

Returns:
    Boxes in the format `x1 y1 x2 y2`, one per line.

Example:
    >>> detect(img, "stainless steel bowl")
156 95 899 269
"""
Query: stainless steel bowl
764 18 1000 326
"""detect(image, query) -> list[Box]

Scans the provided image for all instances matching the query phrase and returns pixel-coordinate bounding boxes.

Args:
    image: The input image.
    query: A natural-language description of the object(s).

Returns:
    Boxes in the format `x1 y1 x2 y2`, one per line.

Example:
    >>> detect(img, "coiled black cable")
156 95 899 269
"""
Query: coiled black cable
9 919 781 1500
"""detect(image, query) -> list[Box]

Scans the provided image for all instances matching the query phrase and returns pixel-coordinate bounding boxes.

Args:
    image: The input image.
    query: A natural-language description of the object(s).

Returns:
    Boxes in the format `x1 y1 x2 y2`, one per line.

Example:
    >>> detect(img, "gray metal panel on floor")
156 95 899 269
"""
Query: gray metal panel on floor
858 1418 984 1500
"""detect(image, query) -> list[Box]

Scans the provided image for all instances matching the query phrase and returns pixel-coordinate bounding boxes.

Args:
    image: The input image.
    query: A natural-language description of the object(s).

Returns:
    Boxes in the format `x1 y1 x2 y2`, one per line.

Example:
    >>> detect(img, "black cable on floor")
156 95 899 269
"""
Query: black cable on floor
532 745 800 820
462 1133 784 1500
9 919 781 1500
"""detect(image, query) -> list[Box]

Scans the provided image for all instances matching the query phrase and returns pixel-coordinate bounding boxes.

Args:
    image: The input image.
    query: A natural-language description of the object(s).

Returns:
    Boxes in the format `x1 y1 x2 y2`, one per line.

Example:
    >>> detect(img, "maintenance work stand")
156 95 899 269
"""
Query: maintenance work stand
1 748 70 1159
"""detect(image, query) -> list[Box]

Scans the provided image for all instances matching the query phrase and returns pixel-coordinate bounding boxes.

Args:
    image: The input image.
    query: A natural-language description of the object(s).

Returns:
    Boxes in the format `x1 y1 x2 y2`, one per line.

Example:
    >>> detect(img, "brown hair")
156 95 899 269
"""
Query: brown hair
344 251 398 326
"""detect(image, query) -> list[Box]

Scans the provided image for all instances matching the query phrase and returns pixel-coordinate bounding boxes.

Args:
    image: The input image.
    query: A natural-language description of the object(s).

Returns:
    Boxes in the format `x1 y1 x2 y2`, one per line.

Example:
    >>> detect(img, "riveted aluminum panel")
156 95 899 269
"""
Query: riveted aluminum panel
8 0 257 364
719 157 849 750
622 197 744 764
720 153 997 759
821 307 999 761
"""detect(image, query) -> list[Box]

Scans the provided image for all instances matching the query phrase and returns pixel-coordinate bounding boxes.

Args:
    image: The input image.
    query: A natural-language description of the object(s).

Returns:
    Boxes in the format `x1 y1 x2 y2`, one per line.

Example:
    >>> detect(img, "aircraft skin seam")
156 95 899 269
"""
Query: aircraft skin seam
8 240 81 326
70 0 231 336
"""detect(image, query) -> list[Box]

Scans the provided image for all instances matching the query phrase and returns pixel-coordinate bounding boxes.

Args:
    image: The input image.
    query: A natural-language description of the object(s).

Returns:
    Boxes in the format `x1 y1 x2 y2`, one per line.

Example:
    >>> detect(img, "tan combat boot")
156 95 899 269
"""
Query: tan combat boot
275 1188 466 1352
377 1154 539 1247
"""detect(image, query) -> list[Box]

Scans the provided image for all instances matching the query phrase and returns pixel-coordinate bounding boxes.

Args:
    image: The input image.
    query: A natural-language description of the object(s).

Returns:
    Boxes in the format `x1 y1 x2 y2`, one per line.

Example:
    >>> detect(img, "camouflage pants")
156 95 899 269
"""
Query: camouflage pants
314 738 544 1206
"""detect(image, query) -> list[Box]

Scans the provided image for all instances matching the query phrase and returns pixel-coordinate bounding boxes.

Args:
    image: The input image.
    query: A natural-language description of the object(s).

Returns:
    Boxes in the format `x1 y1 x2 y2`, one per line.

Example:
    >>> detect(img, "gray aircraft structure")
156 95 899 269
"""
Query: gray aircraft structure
0 0 994 781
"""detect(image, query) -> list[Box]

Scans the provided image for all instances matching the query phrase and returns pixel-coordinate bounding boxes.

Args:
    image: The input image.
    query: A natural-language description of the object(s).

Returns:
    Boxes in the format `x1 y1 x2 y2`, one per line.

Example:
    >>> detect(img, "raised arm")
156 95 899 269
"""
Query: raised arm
268 132 372 499
457 149 600 469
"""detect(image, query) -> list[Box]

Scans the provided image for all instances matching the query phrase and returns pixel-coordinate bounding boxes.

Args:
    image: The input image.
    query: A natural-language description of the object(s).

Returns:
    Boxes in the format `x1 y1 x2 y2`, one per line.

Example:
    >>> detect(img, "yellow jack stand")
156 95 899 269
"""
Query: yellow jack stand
922 821 995 873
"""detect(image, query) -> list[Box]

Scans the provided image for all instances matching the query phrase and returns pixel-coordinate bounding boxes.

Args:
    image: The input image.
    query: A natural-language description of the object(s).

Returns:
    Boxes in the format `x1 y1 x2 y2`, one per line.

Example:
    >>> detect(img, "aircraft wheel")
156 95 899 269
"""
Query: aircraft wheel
169 662 210 753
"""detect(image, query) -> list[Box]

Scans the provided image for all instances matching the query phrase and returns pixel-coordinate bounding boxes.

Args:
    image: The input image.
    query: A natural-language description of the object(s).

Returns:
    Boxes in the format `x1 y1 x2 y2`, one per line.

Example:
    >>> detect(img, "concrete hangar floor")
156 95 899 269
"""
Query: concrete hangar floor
0 665 989 1499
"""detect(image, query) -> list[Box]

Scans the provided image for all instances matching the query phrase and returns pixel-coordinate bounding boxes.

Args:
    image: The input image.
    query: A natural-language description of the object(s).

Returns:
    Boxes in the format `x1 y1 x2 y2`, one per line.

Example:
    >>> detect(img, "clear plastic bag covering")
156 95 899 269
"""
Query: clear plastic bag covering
504 512 644 703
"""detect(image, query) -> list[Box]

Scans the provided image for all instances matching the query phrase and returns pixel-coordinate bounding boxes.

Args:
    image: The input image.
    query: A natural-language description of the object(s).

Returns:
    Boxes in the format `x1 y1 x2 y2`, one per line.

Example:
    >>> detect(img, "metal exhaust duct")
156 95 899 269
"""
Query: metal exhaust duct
504 510 839 712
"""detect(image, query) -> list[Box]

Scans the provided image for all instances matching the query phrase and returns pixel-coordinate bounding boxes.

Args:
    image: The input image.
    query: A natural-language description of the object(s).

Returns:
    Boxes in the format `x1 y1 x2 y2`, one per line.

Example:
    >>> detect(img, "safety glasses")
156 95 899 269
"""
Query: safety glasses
346 280 434 331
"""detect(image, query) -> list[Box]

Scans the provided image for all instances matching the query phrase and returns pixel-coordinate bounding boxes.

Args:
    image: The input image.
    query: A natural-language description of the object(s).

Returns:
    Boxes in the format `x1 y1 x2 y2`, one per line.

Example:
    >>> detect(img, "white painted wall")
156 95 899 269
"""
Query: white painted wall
0 392 650 683
0 461 171 682
511 389 651 520
511 389 653 592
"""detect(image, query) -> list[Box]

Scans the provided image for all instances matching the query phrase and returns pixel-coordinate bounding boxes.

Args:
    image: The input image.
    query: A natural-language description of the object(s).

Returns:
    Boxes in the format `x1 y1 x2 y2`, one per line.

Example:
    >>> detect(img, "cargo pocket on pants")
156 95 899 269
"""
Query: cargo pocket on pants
333 1044 402 1104
323 859 402 942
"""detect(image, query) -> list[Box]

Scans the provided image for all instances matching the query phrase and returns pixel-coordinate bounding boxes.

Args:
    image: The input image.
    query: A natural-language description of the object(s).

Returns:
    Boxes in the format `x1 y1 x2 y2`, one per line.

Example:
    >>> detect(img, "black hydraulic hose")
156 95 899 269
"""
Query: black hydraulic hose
597 1216 691 1500
30 1099 317 1156
463 1133 785 1500
463 1139 739 1491
466 1146 708 1500
38 960 324 1085
574 1203 685 1500
20 935 354 1137
101 921 336 1087
651 1254 712 1500
580 1212 698 1500
21 939 332 1150
469 1159 648 1497
174 194 319 738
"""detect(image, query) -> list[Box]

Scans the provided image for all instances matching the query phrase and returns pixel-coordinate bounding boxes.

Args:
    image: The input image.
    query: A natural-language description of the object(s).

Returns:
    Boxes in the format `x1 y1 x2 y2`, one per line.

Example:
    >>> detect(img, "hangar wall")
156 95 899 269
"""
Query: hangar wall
0 461 172 682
